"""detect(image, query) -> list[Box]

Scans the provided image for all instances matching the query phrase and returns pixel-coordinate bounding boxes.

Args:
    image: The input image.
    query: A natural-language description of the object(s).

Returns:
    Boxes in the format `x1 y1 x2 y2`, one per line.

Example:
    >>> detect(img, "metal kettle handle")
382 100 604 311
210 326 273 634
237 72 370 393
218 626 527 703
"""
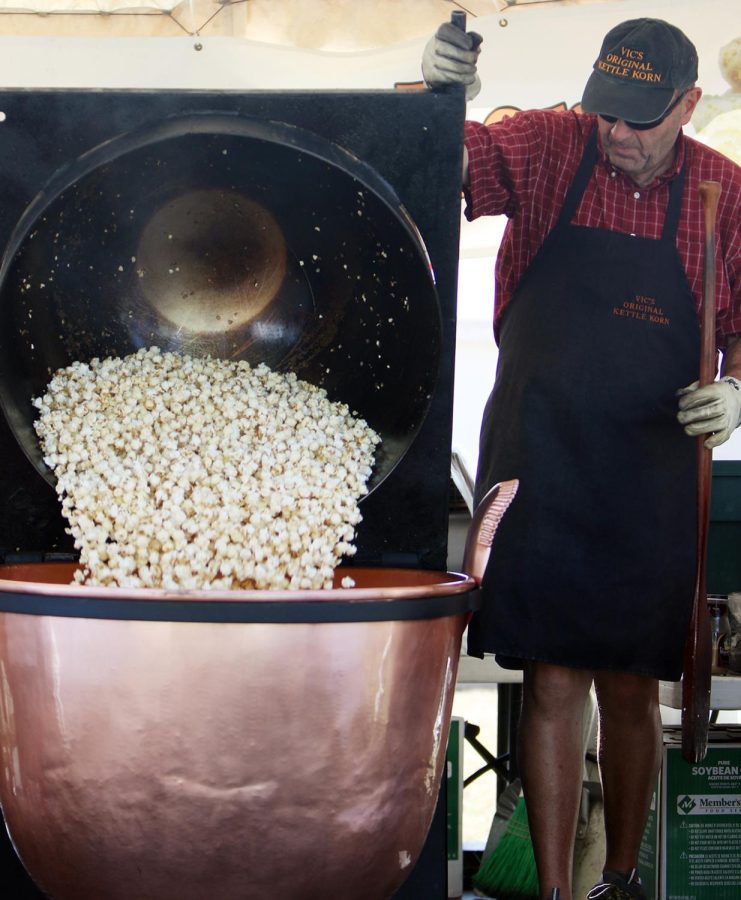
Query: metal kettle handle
462 480 519 584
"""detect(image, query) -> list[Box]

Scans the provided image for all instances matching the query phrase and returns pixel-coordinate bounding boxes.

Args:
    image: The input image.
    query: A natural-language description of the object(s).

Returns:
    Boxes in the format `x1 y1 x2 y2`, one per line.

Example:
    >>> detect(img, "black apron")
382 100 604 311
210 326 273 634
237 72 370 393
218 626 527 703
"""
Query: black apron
470 128 699 681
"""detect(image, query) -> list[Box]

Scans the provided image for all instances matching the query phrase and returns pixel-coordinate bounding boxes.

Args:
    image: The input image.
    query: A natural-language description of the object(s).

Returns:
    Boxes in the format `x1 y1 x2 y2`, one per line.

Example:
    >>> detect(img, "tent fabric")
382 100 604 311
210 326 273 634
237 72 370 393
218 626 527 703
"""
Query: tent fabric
0 0 179 11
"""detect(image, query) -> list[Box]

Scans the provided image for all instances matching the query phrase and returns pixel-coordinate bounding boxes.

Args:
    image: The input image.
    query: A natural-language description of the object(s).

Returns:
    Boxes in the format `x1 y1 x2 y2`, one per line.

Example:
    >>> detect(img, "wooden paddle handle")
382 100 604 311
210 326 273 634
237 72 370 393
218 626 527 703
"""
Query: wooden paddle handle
681 180 721 764
698 182 721 386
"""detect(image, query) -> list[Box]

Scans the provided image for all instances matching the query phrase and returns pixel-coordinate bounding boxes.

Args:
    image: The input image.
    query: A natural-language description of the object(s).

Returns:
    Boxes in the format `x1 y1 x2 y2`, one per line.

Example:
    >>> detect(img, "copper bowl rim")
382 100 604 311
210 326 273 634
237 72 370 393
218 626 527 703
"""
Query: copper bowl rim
0 563 476 604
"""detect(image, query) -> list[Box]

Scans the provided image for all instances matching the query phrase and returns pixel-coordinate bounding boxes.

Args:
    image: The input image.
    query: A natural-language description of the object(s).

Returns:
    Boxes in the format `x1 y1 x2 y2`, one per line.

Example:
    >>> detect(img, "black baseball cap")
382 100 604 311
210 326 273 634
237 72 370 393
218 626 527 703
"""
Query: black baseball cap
581 18 698 124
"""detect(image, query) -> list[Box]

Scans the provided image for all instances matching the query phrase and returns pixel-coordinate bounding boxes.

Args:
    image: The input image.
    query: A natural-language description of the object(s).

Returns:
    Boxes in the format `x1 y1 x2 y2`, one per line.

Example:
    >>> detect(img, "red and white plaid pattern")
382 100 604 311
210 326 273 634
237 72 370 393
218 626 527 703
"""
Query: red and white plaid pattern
464 110 741 347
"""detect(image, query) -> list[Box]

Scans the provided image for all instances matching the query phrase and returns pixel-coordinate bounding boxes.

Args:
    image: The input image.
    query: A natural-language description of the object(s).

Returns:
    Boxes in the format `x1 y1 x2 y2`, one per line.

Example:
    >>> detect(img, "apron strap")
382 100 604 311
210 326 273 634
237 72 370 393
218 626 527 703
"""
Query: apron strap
661 161 687 245
556 126 599 227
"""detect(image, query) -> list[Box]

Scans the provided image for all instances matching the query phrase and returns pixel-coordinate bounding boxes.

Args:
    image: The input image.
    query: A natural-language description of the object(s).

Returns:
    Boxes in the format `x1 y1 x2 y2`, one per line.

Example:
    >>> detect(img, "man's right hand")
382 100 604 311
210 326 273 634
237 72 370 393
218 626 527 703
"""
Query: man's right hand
677 376 741 448
422 23 483 101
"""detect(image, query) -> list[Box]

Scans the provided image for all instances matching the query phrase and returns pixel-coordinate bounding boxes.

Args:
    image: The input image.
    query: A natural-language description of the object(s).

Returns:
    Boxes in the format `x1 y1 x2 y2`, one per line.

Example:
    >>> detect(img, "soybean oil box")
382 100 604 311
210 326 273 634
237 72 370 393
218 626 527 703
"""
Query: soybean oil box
639 725 741 900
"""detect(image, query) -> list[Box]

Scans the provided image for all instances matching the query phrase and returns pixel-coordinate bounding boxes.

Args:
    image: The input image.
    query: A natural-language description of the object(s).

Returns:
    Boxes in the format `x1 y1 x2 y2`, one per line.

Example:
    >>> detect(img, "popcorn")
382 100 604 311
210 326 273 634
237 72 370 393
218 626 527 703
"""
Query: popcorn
693 94 741 133
720 36 741 92
33 347 379 590
695 108 741 166
691 36 741 133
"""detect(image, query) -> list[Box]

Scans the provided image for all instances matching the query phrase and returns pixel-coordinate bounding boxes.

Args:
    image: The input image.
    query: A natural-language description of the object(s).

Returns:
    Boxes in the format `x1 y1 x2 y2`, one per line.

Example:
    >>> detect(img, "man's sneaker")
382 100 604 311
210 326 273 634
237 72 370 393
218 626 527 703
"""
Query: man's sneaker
587 868 647 900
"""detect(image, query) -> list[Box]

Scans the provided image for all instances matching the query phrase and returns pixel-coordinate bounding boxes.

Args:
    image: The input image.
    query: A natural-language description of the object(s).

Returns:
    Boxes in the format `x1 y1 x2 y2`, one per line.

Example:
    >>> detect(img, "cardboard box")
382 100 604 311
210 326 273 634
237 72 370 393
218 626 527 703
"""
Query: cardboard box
640 726 741 900
446 717 464 899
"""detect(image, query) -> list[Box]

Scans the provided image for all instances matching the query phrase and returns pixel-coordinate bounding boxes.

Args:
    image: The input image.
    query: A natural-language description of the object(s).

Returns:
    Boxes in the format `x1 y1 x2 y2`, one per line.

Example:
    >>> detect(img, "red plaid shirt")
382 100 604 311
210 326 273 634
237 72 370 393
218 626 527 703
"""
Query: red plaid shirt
464 110 741 348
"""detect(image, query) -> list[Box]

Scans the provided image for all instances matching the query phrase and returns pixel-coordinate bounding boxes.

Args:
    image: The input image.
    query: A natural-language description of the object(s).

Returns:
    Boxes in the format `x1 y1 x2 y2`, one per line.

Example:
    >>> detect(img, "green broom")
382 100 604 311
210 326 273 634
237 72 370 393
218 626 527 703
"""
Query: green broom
472 787 539 900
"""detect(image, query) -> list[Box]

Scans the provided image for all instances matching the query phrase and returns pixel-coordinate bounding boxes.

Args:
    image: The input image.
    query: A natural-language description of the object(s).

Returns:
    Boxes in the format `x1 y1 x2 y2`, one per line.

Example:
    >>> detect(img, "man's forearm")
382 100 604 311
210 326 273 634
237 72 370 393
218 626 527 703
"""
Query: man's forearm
720 335 741 380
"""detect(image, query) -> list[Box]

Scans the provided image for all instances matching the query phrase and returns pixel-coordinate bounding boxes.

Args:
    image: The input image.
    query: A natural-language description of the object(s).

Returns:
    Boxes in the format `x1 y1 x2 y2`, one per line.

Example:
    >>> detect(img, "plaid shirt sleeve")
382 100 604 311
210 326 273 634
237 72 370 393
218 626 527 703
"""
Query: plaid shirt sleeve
686 140 741 348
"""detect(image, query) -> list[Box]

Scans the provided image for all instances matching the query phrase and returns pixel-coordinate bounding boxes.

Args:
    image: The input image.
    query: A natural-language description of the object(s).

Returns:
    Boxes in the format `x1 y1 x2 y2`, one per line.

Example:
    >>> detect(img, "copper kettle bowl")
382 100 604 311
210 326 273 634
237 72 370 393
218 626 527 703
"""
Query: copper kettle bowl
0 565 473 900
0 483 517 900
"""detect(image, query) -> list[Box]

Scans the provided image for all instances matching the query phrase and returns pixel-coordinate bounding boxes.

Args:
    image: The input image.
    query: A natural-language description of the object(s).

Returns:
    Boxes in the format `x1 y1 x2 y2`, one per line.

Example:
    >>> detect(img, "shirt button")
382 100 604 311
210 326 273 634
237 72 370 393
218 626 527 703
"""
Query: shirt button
611 171 617 178
633 191 640 199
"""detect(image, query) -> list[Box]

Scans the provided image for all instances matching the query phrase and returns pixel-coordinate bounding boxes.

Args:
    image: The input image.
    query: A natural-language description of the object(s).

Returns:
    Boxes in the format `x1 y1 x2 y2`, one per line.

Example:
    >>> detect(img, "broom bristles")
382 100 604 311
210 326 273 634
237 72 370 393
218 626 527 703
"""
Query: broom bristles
473 797 539 900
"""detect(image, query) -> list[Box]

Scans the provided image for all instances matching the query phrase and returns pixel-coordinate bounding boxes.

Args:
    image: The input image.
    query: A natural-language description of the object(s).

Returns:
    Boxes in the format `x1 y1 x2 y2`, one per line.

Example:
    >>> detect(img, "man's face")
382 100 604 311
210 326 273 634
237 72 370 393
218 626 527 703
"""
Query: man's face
596 88 702 186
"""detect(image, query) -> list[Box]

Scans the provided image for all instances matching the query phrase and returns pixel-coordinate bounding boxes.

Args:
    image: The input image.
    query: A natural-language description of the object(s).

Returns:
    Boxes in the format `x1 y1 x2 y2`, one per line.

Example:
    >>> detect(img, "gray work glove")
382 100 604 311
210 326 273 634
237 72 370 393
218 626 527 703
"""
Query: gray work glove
677 376 741 448
422 22 483 101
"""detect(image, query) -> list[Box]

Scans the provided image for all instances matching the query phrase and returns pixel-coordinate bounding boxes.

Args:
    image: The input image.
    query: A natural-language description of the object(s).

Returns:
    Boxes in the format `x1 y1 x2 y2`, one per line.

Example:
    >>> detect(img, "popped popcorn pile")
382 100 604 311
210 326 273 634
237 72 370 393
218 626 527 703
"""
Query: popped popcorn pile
33 347 380 590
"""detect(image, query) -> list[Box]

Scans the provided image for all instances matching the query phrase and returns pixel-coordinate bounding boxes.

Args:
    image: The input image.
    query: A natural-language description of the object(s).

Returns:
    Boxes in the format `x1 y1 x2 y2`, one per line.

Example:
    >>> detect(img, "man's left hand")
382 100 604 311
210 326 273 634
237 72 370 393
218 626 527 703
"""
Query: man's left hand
677 376 741 448
421 23 483 101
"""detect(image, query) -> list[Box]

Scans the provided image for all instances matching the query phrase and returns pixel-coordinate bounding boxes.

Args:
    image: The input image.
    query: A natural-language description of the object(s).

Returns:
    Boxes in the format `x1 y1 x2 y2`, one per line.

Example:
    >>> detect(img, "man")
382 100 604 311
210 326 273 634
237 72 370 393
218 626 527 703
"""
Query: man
423 17 741 900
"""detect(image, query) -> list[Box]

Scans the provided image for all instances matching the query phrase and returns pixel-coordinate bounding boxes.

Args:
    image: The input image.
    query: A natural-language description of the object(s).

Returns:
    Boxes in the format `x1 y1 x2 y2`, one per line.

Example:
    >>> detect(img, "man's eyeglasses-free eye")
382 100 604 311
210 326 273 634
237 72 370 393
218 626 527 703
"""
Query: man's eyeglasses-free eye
598 90 688 131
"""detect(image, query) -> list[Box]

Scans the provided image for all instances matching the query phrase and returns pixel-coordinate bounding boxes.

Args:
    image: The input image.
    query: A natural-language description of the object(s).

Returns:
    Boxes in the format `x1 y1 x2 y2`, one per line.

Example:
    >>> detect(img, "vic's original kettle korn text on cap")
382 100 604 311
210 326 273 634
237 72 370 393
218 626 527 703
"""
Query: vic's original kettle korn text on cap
582 18 699 125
